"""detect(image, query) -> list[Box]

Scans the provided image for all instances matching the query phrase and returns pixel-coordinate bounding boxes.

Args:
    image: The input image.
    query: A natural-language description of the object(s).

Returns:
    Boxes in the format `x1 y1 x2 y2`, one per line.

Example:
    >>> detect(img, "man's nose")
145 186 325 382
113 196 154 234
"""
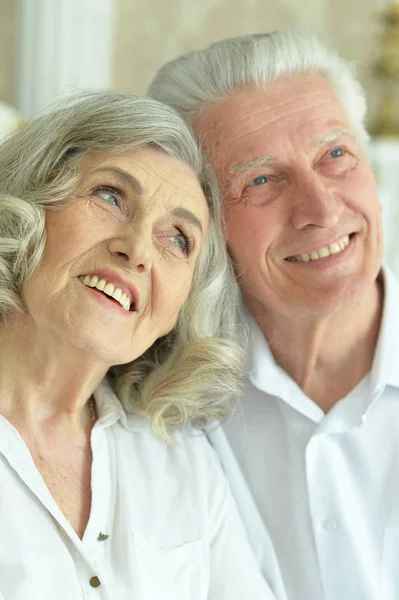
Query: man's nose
290 172 344 230
108 224 153 273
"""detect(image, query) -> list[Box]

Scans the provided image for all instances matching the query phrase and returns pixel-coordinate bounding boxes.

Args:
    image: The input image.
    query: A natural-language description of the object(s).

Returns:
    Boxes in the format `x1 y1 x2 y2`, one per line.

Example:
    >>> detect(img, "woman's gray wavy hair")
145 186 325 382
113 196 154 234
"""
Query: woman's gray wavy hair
0 90 242 440
148 28 369 149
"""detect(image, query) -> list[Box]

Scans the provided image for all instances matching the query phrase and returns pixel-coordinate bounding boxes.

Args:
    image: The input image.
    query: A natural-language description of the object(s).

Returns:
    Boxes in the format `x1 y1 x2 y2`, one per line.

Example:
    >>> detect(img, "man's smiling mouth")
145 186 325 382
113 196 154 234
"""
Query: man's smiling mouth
285 234 351 263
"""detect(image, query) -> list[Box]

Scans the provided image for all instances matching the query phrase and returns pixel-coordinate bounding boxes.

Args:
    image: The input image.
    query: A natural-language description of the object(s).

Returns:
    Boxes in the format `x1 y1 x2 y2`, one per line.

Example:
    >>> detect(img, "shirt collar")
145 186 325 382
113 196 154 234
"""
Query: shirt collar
244 265 399 421
245 306 325 422
93 377 149 432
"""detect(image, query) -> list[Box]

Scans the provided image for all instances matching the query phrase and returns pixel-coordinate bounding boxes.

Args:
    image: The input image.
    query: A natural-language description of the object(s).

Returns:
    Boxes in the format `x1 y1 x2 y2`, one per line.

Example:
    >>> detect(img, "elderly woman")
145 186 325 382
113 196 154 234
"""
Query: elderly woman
0 91 274 600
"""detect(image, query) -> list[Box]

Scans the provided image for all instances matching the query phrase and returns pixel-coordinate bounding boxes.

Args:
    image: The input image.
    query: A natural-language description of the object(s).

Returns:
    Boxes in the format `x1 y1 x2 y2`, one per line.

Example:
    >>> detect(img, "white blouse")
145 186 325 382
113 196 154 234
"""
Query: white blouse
0 379 274 600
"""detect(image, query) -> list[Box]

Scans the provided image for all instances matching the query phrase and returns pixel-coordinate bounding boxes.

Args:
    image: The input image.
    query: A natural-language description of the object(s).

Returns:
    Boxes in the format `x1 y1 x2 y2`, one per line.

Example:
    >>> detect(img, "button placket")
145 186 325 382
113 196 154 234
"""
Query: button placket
322 518 340 532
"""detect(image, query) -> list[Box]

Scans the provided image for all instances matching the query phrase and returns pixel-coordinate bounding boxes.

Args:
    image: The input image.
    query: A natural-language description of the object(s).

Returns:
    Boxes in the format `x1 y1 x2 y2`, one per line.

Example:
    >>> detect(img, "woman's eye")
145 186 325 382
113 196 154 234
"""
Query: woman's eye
170 231 191 255
93 186 120 207
329 147 344 159
250 175 269 186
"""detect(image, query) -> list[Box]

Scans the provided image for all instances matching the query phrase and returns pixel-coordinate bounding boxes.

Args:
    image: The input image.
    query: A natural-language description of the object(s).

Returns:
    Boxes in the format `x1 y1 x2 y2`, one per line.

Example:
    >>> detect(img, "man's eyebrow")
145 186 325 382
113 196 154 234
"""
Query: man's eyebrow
313 128 355 148
227 155 275 185
171 207 203 234
230 155 275 176
92 167 144 196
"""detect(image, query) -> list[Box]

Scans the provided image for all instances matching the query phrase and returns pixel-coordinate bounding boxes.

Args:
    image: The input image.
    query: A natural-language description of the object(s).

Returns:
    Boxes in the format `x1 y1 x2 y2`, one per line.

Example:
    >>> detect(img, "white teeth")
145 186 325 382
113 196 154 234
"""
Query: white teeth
289 235 350 263
113 288 122 302
88 275 99 287
80 275 132 312
104 282 115 296
318 246 330 258
329 242 341 255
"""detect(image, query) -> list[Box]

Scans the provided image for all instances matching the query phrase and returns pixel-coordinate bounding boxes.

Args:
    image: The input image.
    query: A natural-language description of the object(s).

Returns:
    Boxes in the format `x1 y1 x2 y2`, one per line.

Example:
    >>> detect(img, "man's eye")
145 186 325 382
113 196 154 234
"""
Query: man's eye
250 175 269 186
329 147 344 159
93 186 121 207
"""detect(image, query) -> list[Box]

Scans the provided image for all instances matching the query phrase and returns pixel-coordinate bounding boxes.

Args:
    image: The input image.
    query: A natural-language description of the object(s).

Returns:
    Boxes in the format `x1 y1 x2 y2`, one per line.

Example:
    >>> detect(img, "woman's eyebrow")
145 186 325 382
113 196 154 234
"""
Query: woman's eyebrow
92 166 144 196
170 207 203 234
92 168 204 234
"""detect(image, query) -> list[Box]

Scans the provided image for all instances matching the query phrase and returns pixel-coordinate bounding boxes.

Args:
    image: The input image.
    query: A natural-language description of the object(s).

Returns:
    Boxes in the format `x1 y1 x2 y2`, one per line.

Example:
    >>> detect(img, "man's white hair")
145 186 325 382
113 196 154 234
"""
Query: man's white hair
148 29 369 148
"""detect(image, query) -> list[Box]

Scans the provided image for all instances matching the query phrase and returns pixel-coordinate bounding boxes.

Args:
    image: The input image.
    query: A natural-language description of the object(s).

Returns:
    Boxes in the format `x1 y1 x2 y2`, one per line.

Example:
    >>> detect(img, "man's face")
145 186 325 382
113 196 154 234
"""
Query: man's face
194 75 383 320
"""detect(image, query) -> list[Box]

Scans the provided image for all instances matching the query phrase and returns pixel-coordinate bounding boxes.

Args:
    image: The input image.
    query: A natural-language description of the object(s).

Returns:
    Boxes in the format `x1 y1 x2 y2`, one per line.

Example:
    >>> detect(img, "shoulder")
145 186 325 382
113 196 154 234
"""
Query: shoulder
116 417 221 483
112 420 228 538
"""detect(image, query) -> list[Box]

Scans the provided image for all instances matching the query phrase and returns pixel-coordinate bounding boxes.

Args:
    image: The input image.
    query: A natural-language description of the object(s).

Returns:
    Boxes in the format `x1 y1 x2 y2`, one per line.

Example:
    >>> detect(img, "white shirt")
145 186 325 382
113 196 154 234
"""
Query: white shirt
0 379 275 600
208 267 399 600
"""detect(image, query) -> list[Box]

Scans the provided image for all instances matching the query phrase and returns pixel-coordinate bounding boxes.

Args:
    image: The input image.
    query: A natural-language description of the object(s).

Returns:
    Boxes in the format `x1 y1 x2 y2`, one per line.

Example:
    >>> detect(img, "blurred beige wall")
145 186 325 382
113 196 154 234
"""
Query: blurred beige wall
112 0 386 129
0 0 388 129
0 0 17 104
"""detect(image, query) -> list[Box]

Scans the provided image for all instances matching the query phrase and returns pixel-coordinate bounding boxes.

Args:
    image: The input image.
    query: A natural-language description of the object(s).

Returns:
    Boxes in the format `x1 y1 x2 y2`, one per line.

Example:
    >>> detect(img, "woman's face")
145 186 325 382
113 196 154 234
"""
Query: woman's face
22 146 209 366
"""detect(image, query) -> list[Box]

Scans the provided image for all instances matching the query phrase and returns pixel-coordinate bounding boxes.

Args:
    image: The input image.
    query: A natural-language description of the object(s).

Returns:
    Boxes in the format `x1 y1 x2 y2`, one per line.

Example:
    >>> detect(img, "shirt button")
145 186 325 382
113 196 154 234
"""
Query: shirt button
90 576 101 588
323 518 340 532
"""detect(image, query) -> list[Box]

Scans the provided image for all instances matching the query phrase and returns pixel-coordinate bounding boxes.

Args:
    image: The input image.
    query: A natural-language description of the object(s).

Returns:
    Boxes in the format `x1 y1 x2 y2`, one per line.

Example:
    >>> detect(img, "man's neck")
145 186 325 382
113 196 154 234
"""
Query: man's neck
249 278 383 413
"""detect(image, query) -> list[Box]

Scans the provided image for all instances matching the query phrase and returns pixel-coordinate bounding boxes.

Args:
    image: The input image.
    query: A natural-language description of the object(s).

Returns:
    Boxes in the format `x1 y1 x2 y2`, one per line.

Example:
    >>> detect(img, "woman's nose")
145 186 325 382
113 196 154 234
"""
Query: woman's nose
108 226 153 273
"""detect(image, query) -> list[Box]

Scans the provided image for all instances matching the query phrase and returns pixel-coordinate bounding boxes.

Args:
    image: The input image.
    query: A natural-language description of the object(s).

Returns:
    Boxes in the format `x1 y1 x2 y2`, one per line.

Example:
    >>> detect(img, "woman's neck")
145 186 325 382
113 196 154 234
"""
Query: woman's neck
0 312 108 428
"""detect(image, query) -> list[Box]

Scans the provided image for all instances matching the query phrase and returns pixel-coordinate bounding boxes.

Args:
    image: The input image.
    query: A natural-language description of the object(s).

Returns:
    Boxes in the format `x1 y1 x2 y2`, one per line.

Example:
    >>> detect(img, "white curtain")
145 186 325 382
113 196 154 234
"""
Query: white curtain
370 138 399 278
16 0 115 118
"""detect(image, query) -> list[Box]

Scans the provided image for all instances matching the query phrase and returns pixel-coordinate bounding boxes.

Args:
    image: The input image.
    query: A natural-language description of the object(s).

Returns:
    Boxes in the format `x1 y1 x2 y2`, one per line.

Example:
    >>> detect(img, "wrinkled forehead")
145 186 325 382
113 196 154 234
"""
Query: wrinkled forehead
80 146 205 200
193 75 350 180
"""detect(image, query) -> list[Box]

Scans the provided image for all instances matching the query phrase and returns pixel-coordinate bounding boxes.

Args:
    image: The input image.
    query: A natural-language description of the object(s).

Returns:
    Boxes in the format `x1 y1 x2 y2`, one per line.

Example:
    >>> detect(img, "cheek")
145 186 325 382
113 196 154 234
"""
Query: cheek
224 206 272 264
44 203 103 263
153 270 193 329
345 168 382 254
21 265 58 319
346 163 379 213
47 220 92 250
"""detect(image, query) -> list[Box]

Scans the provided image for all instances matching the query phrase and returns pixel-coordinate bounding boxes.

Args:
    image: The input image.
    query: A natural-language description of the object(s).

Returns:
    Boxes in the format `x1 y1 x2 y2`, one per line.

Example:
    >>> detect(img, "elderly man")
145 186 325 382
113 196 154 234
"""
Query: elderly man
148 30 399 600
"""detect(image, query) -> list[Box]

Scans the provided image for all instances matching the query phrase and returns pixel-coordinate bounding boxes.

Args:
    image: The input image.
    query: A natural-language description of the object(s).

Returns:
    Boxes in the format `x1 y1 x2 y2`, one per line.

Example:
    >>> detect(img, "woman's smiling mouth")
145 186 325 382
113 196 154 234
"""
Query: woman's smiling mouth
79 274 134 312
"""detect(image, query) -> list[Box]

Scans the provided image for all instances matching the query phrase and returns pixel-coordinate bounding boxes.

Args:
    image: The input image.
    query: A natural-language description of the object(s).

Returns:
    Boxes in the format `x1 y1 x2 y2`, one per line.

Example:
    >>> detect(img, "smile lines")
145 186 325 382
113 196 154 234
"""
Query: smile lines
286 234 350 263
79 274 132 311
